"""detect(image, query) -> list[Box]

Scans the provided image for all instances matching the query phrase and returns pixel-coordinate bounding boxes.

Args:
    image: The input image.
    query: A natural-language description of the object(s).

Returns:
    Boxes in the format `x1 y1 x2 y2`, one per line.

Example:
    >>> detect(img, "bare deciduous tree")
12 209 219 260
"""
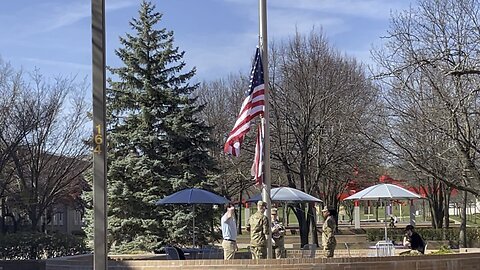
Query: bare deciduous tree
270 29 380 246
371 0 480 247
0 62 90 232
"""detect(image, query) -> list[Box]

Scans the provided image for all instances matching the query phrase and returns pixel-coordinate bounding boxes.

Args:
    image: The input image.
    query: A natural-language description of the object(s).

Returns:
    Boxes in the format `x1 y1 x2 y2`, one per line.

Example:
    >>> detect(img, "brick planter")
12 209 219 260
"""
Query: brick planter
45 252 480 270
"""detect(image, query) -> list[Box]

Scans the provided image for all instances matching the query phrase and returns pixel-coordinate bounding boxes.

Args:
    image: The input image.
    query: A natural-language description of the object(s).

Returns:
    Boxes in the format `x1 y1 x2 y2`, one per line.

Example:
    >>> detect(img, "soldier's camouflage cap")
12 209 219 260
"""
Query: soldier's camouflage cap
257 200 267 208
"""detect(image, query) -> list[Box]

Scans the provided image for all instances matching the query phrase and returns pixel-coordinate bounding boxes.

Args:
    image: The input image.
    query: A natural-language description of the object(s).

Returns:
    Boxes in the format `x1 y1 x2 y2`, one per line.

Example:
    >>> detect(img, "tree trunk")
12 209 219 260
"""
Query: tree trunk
29 209 40 232
11 214 18 233
0 198 5 234
459 190 468 248
442 198 449 240
444 187 451 229
293 204 309 247
237 192 243 235
307 204 319 246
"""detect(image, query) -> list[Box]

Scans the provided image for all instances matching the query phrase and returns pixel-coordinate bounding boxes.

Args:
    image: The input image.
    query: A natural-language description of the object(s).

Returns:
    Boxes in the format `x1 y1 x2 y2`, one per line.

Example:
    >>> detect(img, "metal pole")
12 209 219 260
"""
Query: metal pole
259 0 272 259
92 0 108 269
193 205 196 247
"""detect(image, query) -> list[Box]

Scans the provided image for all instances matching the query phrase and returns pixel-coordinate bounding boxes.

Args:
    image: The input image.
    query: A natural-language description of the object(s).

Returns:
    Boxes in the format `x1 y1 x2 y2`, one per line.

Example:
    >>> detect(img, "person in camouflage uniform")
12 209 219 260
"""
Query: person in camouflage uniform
247 200 269 259
271 208 286 258
321 206 337 258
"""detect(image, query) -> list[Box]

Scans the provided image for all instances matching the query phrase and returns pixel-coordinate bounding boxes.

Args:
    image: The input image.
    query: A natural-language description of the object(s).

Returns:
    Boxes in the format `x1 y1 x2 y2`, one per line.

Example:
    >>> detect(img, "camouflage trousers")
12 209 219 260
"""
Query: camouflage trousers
323 242 336 258
250 245 267 259
272 237 285 258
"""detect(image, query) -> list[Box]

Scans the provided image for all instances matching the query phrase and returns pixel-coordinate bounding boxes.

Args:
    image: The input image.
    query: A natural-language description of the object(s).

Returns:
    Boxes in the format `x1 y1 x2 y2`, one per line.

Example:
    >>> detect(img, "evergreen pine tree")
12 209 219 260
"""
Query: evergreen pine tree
105 1 218 252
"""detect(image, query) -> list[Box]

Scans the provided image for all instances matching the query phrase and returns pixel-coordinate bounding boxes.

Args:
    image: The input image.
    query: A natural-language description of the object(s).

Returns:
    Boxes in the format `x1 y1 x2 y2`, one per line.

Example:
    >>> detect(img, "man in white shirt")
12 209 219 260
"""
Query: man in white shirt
221 204 238 260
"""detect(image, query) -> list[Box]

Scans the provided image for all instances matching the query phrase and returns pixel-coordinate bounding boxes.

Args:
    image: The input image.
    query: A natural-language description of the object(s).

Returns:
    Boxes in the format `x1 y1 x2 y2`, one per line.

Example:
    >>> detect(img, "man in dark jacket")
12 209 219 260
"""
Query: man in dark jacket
403 225 425 254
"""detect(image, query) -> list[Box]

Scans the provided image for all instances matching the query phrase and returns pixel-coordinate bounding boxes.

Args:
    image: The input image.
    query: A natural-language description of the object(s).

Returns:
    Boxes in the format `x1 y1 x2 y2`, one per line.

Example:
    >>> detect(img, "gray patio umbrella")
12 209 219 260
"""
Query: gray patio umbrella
344 183 422 201
246 187 322 203
246 187 322 234
344 183 422 240
156 188 230 246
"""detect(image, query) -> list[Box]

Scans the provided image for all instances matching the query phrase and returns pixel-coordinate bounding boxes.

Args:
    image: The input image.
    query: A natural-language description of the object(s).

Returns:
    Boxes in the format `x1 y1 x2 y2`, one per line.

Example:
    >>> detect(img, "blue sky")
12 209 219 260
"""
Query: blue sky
0 0 414 83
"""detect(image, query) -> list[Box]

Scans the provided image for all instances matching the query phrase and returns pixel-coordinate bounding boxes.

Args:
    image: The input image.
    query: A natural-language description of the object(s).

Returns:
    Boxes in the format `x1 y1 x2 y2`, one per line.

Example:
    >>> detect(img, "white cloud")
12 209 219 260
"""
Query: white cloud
267 9 347 39
3 0 138 37
271 0 409 20
44 0 138 32
23 57 90 72
2 0 416 83
42 2 91 32
226 0 411 20
215 0 414 79
182 32 259 81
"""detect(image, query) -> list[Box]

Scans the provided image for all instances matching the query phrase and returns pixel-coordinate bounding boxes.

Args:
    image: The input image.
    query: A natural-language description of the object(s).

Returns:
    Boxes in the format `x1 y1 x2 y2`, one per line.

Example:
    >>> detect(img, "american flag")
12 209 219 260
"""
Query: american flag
251 123 264 185
224 48 265 156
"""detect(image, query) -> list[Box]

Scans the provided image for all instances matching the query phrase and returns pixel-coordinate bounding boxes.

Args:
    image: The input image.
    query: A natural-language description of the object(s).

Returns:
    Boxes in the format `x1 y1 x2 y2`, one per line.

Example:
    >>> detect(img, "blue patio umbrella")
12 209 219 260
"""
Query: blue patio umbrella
156 188 229 246
157 188 230 205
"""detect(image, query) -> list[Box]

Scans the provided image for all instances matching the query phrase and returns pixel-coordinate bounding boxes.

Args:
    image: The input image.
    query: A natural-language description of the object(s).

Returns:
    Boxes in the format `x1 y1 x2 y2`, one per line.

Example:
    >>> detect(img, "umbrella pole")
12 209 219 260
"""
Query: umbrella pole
384 201 389 241
193 204 196 247
384 220 388 241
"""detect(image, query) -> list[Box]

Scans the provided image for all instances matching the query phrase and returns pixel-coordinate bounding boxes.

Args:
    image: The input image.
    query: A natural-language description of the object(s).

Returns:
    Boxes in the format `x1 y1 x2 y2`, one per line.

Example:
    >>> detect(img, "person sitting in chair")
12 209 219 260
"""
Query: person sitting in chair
389 215 396 228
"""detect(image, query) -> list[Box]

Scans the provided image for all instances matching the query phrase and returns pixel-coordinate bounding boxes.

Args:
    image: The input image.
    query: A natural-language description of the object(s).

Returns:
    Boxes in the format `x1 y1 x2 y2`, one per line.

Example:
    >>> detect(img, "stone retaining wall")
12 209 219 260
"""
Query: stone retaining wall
46 252 480 270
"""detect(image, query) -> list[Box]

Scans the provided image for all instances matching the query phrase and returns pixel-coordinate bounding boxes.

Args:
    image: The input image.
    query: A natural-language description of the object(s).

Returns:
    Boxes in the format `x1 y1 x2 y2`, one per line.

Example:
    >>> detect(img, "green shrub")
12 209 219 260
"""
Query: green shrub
430 245 453 255
365 227 406 242
0 232 89 260
365 227 480 247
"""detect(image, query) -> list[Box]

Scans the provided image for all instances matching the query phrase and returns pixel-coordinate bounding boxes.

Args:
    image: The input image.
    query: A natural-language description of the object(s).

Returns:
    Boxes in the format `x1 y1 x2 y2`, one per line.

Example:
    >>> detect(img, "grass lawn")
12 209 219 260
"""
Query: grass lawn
238 204 416 226
238 204 480 229
448 214 480 227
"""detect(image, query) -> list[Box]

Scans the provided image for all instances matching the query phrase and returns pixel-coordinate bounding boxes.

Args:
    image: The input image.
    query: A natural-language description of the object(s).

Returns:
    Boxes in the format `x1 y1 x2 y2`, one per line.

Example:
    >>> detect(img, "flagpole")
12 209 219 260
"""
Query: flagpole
259 0 272 259
92 0 108 269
